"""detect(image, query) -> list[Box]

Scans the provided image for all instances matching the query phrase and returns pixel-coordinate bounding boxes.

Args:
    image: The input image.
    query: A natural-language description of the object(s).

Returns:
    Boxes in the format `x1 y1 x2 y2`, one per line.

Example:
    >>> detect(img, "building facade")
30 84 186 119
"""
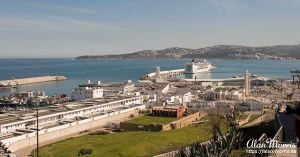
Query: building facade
71 86 104 101
0 96 143 133
244 70 251 99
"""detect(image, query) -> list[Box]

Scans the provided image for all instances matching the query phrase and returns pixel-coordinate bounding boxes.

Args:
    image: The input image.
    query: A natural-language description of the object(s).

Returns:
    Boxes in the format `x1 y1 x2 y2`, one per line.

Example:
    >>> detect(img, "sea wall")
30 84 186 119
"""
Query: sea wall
145 69 184 79
0 76 67 85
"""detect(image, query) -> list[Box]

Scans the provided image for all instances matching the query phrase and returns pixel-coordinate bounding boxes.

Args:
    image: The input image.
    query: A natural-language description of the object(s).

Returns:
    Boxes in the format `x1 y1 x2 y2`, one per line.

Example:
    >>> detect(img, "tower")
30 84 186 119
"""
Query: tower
244 69 251 99
155 66 162 83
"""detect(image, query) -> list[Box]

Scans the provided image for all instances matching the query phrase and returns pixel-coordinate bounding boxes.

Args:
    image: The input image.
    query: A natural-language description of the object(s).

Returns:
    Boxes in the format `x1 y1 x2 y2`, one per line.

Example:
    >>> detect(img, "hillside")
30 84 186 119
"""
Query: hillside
76 44 300 60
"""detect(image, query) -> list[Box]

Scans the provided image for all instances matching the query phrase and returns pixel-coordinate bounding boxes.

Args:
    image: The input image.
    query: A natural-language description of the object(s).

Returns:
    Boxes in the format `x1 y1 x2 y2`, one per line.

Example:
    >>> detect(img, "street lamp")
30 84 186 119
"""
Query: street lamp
35 100 39 157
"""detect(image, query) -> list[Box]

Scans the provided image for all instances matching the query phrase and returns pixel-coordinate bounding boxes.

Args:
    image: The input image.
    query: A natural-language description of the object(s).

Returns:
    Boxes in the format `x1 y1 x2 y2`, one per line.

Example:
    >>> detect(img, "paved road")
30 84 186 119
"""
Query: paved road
278 112 297 143
276 112 298 157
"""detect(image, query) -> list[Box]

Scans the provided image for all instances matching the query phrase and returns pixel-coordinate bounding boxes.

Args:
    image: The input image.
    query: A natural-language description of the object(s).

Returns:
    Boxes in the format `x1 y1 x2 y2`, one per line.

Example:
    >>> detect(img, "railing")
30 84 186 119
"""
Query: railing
256 109 285 157
273 109 284 142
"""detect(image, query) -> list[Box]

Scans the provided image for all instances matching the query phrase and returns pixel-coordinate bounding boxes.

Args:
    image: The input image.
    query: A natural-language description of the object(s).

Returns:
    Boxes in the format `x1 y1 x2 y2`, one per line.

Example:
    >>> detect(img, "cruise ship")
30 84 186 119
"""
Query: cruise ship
184 59 215 74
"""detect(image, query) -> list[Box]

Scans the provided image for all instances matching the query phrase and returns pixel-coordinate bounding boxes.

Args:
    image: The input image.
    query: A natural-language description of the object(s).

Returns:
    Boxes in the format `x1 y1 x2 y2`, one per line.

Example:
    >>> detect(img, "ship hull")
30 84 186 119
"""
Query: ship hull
184 61 214 74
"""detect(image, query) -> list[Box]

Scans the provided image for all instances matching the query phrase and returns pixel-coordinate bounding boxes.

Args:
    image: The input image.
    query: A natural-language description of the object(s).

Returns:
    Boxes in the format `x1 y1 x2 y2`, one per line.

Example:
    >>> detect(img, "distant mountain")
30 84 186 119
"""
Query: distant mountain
76 44 300 60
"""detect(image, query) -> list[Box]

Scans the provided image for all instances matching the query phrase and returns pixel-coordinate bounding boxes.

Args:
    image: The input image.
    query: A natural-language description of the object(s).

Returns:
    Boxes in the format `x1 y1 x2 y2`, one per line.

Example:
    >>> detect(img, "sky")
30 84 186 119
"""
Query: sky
0 0 300 58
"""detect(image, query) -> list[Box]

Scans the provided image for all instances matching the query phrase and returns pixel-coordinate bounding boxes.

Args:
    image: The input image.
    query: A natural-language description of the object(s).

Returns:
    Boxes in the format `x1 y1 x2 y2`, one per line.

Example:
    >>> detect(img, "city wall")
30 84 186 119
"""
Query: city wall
120 122 163 131
120 112 201 131
165 112 201 130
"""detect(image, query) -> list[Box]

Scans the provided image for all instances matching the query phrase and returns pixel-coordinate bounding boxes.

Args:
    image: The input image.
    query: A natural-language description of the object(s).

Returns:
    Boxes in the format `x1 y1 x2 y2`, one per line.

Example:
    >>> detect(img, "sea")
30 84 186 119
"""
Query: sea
0 59 299 96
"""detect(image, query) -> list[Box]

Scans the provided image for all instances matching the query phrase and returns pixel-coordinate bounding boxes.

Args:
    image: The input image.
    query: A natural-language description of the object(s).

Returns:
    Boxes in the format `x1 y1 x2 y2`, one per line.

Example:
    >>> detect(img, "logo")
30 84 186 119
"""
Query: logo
246 138 297 154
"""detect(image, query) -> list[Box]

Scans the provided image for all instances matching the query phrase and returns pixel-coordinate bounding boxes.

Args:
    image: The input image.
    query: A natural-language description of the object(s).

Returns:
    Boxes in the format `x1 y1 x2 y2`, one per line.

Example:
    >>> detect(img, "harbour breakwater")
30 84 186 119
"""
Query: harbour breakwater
145 68 185 80
0 76 67 86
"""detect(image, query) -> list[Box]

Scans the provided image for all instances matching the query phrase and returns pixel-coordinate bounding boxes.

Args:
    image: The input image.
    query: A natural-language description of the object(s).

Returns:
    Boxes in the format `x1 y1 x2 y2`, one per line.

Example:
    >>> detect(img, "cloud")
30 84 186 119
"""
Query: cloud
210 0 245 11
31 3 100 14
286 0 300 3
0 16 129 32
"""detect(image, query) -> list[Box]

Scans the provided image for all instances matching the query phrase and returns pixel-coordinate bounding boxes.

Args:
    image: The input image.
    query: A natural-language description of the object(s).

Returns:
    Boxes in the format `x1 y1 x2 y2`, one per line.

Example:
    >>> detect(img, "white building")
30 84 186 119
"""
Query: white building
187 101 214 111
0 95 143 134
148 93 157 103
180 92 192 104
162 92 192 105
244 70 251 99
102 83 135 94
72 87 104 101
155 66 163 83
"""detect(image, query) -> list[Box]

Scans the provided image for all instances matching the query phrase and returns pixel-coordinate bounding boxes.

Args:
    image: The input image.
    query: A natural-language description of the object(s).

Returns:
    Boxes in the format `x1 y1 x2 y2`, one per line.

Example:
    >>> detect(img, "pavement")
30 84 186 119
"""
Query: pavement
276 112 298 157
16 126 108 157
243 113 269 127
278 112 297 143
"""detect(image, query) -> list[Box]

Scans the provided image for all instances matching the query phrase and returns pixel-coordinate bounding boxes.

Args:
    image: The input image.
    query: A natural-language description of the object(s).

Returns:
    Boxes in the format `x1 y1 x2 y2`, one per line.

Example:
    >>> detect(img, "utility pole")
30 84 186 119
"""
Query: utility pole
36 100 39 157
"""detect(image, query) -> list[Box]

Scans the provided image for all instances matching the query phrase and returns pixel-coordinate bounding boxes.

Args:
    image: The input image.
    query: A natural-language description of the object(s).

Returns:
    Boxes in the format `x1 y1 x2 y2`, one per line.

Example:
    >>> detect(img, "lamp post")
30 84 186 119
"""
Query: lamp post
36 100 39 157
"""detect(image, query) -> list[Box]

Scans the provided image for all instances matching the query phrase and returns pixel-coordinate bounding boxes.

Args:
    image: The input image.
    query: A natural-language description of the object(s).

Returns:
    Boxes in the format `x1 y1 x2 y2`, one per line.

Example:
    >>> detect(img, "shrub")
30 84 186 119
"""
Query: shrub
229 149 250 157
78 148 93 156
89 130 110 135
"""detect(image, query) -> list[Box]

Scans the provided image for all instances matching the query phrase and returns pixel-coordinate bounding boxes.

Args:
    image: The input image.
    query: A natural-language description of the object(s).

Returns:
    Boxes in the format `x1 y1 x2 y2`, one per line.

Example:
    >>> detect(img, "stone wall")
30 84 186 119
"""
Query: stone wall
163 112 201 130
120 112 202 131
120 122 163 131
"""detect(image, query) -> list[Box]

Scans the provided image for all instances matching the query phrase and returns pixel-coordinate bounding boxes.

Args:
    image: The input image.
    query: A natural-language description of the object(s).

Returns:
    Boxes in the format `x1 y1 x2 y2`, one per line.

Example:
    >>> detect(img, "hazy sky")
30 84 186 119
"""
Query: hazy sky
1 0 300 58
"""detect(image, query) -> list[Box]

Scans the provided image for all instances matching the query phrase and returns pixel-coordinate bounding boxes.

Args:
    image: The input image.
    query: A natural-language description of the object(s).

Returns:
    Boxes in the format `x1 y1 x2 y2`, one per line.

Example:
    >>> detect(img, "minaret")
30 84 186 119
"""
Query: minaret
244 70 251 99
155 66 162 83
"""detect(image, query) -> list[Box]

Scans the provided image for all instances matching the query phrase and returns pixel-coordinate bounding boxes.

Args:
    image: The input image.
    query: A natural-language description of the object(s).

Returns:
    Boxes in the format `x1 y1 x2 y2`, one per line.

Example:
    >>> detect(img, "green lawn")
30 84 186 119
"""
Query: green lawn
238 114 250 121
126 115 179 125
37 122 216 157
248 113 264 123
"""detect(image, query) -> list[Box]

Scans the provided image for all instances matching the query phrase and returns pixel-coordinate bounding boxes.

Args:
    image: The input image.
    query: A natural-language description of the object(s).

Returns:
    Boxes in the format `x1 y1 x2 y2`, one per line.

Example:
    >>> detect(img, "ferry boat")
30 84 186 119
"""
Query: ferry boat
290 70 300 73
184 59 215 74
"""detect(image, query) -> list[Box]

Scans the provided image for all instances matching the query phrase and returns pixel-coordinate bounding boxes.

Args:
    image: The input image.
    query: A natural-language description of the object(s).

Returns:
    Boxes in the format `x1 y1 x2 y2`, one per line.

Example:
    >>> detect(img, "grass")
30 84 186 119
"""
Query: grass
229 148 249 157
238 114 250 121
126 115 179 125
248 113 264 123
36 122 218 157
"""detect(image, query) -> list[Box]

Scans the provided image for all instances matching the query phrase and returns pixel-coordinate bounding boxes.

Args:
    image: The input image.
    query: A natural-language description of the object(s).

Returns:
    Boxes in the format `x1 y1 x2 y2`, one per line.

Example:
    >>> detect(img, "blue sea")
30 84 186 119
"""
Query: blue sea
0 59 299 96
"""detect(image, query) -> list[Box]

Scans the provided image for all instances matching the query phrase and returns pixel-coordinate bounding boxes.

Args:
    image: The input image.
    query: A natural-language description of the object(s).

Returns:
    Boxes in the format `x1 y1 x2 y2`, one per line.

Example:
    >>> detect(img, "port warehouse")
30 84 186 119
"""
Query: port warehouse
0 95 144 147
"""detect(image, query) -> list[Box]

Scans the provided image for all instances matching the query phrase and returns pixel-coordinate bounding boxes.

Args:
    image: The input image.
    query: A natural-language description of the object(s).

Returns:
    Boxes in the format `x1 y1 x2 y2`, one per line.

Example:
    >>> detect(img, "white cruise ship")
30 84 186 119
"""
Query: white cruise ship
184 59 215 74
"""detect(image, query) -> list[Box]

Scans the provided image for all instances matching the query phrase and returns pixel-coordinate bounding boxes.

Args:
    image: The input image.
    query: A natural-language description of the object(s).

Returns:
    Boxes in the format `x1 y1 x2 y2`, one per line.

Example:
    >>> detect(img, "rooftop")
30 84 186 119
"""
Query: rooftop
0 95 140 125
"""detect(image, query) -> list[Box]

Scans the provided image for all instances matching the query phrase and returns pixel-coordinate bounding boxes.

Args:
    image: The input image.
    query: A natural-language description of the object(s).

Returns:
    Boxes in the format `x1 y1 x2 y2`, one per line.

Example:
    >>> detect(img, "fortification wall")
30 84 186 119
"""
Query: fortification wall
120 122 163 131
164 112 202 130
120 112 202 131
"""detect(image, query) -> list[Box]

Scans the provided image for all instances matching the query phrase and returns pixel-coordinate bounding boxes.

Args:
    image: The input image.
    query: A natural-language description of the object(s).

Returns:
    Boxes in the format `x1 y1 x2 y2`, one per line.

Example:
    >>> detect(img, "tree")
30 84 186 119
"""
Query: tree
129 114 135 119
178 108 243 157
